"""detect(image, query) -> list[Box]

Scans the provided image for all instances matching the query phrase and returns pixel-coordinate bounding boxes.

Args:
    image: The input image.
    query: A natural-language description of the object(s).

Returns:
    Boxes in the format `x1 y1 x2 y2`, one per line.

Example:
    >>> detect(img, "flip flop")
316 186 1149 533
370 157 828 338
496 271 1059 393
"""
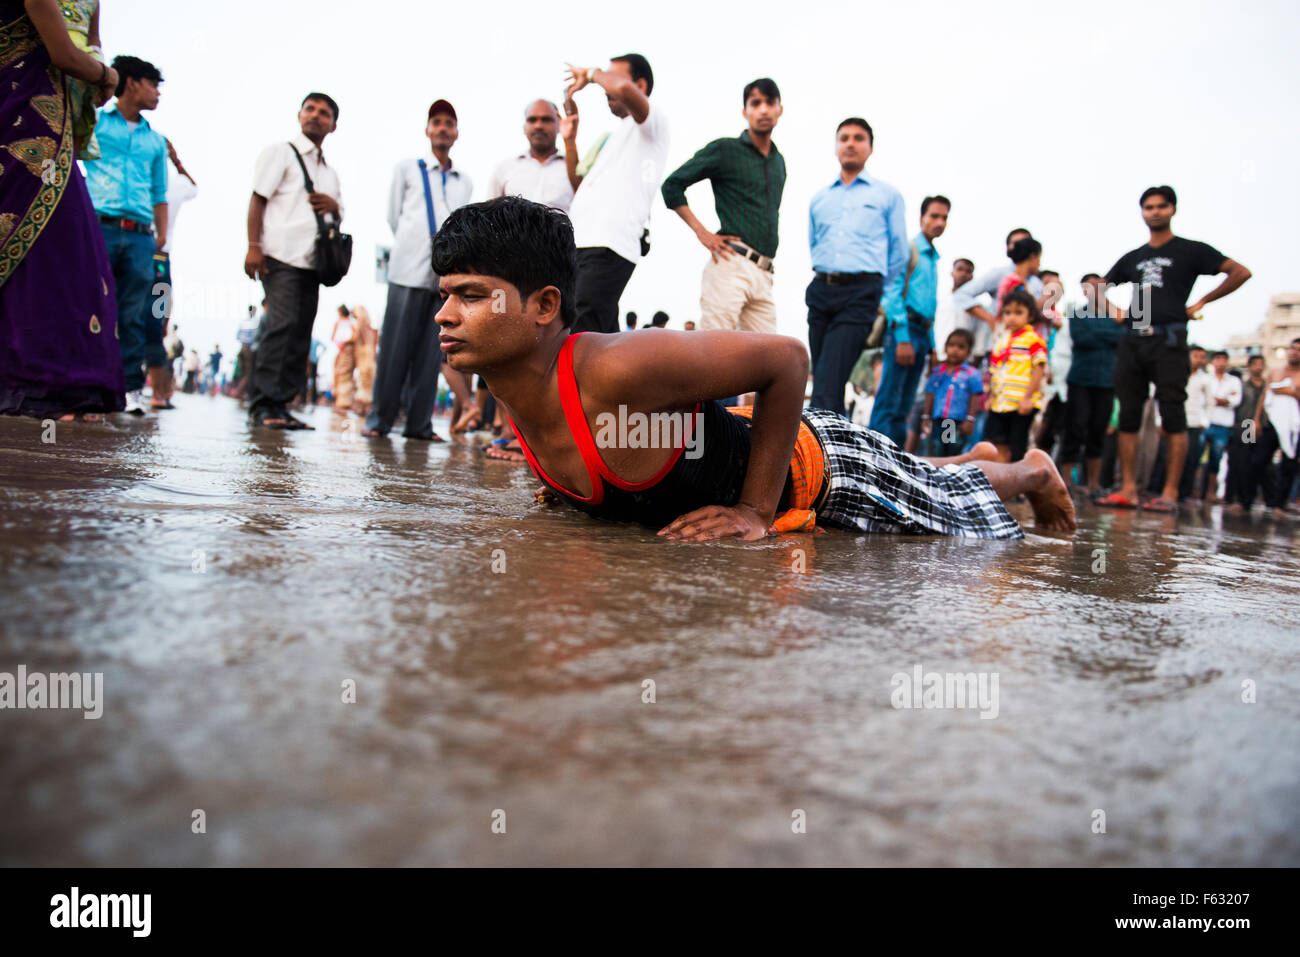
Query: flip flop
1096 492 1138 509
1143 497 1178 513
282 413 316 431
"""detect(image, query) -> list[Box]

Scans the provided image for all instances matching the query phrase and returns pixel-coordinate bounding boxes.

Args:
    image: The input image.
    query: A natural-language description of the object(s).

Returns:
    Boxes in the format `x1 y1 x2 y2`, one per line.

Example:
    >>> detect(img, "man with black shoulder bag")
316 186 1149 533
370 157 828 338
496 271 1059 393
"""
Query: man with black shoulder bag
243 92 346 430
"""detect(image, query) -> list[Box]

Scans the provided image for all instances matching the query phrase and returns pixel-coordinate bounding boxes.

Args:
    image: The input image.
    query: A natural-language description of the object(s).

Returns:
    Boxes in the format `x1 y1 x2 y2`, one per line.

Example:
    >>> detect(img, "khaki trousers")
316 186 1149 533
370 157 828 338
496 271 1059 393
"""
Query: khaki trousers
699 253 777 333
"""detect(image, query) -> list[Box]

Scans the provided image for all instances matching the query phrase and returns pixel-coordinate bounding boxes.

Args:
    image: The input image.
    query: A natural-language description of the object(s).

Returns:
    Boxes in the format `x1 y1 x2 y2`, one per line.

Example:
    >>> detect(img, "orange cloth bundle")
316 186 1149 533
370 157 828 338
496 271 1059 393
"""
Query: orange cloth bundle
726 406 825 533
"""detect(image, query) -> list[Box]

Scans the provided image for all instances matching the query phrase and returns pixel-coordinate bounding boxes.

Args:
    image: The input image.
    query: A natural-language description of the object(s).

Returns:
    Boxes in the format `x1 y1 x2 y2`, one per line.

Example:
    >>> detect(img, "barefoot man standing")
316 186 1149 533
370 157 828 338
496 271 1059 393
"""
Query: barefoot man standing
1098 185 1251 512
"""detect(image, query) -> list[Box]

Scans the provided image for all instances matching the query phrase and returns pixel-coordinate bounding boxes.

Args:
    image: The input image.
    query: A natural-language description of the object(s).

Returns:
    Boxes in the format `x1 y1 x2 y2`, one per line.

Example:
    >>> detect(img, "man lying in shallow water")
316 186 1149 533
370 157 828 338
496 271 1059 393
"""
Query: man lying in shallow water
431 197 1075 542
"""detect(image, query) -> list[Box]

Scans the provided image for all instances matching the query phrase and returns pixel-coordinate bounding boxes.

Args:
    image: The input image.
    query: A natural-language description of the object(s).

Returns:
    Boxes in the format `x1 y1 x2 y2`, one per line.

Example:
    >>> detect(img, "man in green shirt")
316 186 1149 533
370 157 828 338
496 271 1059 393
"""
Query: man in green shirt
661 78 786 335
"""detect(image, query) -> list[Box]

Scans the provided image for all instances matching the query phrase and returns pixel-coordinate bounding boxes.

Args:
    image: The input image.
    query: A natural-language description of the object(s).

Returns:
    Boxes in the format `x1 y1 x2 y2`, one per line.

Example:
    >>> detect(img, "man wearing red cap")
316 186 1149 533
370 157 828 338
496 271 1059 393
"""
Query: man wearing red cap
365 99 474 439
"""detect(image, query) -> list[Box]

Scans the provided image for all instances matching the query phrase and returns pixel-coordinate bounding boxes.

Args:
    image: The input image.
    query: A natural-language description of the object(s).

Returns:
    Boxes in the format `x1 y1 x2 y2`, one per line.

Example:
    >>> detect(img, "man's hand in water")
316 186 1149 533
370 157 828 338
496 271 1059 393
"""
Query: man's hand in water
659 504 769 542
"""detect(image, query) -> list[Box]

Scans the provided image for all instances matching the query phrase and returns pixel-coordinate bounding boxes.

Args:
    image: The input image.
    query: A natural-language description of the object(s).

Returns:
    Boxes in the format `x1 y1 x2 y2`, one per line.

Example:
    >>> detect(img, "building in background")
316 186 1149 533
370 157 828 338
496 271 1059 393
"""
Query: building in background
1225 292 1300 365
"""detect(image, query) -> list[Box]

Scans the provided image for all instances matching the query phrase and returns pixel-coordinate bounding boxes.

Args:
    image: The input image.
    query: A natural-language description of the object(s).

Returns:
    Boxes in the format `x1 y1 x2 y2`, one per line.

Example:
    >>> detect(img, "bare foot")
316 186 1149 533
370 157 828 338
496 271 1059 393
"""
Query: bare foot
966 441 998 462
1023 449 1077 533
485 440 528 463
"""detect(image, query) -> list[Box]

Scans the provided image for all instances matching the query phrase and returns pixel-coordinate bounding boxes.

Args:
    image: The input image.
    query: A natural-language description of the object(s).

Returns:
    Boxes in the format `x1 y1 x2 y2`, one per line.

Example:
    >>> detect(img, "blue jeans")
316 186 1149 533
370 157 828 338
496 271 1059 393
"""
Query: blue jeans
100 222 156 391
141 253 171 368
1202 423 1233 491
869 311 932 446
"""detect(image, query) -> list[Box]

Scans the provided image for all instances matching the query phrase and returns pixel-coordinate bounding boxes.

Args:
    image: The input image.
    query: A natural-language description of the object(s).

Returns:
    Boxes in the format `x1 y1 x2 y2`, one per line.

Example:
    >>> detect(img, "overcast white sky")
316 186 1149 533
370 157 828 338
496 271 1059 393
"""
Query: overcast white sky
108 0 1300 356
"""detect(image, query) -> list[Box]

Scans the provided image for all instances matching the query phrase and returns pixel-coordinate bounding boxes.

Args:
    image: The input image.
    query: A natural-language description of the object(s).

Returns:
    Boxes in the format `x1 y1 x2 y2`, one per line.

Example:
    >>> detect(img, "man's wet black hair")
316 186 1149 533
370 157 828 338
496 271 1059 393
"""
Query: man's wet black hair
611 53 653 95
431 197 577 327
1008 237 1042 264
651 311 669 327
302 92 340 121
954 257 975 271
1140 185 1176 207
112 55 162 98
743 78 780 105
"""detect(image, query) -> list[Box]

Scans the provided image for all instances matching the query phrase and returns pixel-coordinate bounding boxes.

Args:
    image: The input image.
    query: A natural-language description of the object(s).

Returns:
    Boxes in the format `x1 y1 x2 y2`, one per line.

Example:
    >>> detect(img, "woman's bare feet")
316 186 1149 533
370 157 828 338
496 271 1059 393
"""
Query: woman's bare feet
1023 449 1077 533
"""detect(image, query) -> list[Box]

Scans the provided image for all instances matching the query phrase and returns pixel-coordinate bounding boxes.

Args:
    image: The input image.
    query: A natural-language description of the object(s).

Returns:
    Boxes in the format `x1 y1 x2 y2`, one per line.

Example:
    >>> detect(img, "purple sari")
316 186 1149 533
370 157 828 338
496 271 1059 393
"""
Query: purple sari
0 3 123 416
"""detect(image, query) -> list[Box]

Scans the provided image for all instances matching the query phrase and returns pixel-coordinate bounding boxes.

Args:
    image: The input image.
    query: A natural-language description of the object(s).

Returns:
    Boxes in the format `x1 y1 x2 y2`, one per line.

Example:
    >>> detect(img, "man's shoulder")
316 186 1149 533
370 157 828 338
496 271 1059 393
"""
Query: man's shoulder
870 176 903 201
257 140 294 162
493 154 523 175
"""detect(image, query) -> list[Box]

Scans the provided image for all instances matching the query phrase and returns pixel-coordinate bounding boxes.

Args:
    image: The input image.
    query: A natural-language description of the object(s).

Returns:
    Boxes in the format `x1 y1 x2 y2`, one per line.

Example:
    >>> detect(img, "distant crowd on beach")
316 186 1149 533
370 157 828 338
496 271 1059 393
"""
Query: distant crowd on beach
2 6 1298 516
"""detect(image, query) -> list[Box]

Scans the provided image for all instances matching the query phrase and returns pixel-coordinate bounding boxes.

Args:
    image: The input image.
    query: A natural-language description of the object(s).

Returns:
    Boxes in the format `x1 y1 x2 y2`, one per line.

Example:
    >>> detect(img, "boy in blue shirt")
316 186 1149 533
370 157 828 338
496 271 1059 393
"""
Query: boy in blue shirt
922 329 984 457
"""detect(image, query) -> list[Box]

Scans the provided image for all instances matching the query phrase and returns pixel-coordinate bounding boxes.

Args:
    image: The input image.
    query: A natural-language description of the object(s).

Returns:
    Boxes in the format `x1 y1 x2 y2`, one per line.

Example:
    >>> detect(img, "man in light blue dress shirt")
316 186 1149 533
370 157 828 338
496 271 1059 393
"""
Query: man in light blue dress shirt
806 118 908 417
83 56 169 415
868 195 949 445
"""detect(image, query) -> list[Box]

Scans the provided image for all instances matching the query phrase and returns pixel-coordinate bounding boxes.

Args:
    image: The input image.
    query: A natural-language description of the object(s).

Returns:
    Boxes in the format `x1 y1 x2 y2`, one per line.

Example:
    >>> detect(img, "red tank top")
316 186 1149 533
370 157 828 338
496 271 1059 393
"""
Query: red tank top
507 333 699 506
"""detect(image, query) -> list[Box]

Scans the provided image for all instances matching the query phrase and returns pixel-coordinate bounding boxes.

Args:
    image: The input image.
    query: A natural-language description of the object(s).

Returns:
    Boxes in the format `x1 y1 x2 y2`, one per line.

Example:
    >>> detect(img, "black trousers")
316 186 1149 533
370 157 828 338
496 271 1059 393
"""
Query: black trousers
1060 383 1114 463
574 247 636 334
365 283 444 438
806 275 883 416
1242 423 1299 509
1177 427 1205 500
1225 432 1254 505
250 257 319 416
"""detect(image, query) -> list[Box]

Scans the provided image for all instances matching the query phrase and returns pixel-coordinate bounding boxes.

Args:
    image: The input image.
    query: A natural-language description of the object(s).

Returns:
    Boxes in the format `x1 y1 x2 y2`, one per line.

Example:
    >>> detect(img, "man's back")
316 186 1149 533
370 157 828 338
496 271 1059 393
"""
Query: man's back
569 106 670 262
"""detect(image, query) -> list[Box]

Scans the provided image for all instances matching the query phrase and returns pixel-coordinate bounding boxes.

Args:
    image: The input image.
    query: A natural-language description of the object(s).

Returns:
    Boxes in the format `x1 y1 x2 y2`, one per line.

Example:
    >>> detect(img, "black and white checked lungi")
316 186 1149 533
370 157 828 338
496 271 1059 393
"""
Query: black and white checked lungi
803 409 1023 540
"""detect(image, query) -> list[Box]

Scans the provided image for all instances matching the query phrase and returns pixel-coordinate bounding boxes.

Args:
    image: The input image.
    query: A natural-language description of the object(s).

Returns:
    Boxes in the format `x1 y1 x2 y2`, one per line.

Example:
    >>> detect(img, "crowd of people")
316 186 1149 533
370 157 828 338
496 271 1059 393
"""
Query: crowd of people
2 6 1297 528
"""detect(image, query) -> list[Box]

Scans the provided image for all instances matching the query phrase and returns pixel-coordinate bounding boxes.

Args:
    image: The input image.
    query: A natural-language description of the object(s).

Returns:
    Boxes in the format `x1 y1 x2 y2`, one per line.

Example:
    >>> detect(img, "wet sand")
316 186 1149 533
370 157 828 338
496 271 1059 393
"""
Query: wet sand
1 396 1298 866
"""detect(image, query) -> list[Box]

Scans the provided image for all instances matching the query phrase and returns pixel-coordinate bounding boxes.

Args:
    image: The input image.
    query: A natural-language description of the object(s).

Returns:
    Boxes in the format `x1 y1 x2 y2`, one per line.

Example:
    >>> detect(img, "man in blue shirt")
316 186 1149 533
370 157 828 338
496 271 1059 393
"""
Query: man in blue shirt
869 195 949 444
806 118 908 417
83 56 169 416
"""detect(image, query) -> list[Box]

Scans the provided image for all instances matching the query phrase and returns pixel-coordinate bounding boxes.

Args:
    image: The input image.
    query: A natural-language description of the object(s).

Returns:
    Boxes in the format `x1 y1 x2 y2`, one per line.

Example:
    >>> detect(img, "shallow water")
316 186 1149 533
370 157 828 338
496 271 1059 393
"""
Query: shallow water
1 397 1298 866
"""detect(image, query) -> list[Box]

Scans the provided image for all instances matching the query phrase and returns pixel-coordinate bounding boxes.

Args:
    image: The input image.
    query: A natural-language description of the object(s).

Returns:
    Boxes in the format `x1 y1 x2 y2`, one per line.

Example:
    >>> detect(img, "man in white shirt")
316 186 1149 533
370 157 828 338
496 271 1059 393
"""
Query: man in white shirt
1201 349 1242 501
1178 344 1215 501
243 93 344 430
364 100 474 440
488 100 573 212
953 228 1046 363
561 54 669 333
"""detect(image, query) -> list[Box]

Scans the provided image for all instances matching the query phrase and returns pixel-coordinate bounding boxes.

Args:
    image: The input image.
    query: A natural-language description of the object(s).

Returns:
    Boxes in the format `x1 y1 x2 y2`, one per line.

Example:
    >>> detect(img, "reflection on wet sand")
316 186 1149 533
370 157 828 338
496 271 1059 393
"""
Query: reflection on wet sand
1 398 1297 866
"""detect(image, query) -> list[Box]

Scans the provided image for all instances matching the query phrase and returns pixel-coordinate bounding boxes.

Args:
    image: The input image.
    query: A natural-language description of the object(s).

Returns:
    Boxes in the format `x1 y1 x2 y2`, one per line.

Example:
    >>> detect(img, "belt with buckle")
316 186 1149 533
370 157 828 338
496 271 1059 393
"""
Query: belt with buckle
815 270 879 286
99 215 154 236
1128 320 1186 338
725 242 774 274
